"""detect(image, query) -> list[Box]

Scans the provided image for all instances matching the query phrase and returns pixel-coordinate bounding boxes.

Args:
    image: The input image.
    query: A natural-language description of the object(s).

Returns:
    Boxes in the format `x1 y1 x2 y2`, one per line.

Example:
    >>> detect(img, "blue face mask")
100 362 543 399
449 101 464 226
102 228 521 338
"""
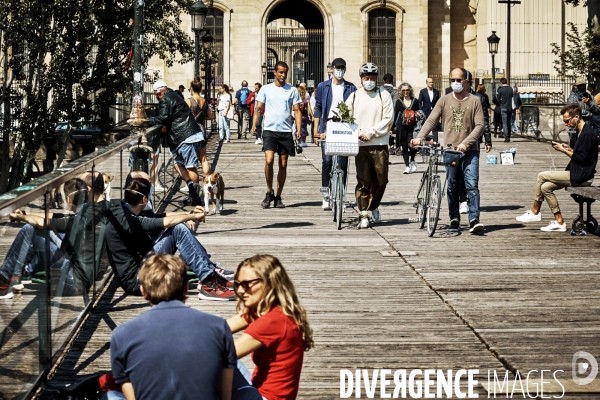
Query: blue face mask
451 82 464 93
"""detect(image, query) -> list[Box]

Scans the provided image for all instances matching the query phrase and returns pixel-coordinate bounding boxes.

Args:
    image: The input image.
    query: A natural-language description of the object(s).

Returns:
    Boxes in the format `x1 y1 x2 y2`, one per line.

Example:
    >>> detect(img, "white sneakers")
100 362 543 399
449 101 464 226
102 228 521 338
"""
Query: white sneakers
516 210 542 222
403 166 411 174
322 199 331 210
459 202 468 214
371 208 381 224
154 184 166 193
358 217 370 229
255 138 262 145
410 161 418 173
540 221 567 232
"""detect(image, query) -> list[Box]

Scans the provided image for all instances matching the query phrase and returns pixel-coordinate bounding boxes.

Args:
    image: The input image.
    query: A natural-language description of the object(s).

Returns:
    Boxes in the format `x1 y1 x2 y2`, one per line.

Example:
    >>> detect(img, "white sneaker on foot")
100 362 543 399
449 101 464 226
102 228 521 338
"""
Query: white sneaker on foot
540 220 566 232
255 138 262 145
459 201 468 214
322 199 331 210
154 184 166 193
410 161 417 172
403 166 411 174
358 217 370 229
371 208 381 223
516 210 542 222
180 185 189 192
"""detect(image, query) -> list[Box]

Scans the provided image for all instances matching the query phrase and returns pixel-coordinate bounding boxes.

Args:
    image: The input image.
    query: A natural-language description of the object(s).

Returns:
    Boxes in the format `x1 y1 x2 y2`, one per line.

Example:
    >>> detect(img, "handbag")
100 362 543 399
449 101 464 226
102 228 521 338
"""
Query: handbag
403 109 416 127
443 151 464 167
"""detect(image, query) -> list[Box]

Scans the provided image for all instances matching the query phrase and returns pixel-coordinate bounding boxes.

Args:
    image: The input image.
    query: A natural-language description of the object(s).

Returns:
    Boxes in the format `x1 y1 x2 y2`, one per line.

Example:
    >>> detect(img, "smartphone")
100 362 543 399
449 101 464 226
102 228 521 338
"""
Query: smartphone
583 92 590 99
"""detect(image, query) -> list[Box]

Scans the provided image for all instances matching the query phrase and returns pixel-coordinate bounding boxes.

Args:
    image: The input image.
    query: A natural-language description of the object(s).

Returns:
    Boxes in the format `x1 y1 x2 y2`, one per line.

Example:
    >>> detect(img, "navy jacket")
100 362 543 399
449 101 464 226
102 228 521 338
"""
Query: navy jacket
567 123 599 187
313 79 357 133
417 88 440 118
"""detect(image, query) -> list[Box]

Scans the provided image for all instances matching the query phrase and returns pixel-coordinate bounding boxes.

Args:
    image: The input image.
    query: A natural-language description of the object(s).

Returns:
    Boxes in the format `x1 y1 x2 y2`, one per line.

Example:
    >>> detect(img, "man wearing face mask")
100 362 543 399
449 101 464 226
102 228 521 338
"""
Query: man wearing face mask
313 58 357 210
345 62 394 228
412 68 485 234
567 77 600 131
516 103 598 232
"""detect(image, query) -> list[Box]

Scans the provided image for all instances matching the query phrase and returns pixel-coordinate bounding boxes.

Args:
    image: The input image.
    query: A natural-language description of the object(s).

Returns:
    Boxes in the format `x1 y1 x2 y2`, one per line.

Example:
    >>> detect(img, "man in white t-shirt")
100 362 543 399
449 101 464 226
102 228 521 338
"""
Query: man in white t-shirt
251 61 302 209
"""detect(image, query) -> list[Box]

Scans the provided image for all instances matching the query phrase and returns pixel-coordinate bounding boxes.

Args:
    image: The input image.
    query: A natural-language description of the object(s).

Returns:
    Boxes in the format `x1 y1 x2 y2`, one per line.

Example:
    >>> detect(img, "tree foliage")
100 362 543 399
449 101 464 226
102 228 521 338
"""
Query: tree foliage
551 22 600 83
0 0 195 194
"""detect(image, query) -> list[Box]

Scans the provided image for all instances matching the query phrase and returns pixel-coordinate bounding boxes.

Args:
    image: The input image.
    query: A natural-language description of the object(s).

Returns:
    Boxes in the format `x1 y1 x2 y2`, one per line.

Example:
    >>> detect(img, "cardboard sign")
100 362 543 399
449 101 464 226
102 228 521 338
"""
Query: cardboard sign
326 122 359 144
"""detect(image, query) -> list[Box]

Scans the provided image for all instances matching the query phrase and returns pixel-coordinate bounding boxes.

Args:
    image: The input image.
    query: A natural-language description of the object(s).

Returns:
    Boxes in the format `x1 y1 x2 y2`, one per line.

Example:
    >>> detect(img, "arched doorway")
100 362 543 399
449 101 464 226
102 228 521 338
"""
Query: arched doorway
266 2 324 90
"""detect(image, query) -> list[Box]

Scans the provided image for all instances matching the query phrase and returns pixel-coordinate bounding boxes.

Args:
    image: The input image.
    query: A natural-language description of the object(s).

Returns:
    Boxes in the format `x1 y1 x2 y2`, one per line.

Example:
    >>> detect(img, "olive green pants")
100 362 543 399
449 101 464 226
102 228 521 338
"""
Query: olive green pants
355 145 389 212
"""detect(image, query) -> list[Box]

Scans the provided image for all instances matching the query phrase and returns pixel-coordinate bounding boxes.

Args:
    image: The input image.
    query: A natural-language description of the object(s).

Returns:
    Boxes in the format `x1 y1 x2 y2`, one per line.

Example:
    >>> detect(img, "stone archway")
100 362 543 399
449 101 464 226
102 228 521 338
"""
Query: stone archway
265 1 325 89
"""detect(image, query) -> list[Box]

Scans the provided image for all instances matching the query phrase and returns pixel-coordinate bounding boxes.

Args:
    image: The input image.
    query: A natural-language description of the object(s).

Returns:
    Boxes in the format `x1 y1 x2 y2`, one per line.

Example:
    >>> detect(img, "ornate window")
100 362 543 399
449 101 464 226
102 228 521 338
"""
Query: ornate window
206 9 224 86
368 8 396 83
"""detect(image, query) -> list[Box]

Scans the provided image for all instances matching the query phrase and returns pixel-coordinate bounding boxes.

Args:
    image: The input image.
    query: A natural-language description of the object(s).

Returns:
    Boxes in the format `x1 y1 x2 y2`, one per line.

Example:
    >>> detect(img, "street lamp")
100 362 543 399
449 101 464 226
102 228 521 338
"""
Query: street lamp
201 30 215 134
190 0 209 78
261 63 268 85
487 31 500 95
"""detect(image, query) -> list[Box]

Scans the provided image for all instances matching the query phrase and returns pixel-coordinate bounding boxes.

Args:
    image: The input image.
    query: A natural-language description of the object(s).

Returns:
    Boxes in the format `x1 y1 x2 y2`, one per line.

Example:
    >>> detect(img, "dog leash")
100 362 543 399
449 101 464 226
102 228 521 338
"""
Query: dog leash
217 136 251 174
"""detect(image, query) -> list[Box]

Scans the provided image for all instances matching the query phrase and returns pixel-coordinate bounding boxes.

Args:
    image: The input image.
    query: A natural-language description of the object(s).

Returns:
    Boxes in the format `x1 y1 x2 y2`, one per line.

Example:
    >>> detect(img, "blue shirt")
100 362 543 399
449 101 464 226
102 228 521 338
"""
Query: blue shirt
110 300 237 400
256 83 302 132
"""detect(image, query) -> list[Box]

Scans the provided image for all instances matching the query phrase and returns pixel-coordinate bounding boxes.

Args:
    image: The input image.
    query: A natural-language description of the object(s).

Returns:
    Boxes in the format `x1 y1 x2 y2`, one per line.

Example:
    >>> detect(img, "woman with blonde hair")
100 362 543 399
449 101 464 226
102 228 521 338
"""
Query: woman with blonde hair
228 255 313 400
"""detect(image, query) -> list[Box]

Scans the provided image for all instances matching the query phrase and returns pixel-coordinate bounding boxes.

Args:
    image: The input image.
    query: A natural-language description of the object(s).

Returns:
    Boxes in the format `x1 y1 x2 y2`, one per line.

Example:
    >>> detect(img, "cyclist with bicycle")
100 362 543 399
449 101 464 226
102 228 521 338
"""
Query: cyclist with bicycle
313 58 357 210
411 68 486 234
345 62 394 228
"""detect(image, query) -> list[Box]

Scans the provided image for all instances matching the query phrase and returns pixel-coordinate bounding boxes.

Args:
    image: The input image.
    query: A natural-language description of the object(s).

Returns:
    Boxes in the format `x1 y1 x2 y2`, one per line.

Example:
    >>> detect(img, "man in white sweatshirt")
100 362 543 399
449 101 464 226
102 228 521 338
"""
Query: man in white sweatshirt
345 63 394 229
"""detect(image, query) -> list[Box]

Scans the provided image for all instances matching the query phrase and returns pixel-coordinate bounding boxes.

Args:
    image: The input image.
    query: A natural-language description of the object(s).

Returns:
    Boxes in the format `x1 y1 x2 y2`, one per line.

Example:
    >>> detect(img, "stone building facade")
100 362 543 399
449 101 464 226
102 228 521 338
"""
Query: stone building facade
148 0 587 93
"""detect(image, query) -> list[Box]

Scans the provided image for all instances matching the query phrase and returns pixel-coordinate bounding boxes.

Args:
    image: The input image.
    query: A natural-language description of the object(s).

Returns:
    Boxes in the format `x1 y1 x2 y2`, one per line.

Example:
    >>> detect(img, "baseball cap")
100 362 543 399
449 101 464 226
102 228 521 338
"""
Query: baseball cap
152 80 168 91
331 58 346 68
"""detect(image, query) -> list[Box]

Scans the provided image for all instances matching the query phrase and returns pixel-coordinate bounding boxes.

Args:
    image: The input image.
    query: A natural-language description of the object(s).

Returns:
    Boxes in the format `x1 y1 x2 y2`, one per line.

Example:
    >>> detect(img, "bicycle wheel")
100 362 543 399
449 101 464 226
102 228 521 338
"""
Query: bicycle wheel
331 173 338 222
426 176 442 237
335 171 344 230
415 173 427 229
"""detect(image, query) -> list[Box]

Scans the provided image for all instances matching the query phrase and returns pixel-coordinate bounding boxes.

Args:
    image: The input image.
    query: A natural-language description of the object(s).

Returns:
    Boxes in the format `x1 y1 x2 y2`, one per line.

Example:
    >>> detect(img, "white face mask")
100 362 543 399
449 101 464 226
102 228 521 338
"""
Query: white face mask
451 82 464 93
363 81 376 91
333 69 345 80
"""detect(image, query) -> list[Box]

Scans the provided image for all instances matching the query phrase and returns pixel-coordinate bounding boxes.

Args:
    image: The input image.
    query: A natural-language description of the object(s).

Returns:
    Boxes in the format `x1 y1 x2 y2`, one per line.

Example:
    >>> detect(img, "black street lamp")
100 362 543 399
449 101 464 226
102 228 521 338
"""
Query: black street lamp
201 30 215 134
487 31 500 95
261 63 268 85
190 0 209 78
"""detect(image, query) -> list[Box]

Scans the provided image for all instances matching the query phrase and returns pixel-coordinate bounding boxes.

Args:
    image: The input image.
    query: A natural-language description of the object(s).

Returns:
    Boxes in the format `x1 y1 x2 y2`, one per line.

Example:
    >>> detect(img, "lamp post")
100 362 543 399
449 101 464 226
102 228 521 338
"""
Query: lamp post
201 30 216 134
190 0 209 78
327 62 332 80
128 0 150 137
261 63 268 85
487 31 500 95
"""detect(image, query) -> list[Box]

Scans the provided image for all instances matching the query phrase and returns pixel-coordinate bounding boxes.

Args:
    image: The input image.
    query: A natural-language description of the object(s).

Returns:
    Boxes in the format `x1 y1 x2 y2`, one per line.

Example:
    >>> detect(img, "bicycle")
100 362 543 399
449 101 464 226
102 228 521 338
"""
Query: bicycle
413 143 463 236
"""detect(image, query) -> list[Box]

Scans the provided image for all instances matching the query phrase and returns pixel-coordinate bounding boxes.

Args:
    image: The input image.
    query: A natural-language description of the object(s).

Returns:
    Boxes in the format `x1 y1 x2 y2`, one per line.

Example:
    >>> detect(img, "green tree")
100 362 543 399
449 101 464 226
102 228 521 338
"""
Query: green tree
551 22 600 83
0 0 194 194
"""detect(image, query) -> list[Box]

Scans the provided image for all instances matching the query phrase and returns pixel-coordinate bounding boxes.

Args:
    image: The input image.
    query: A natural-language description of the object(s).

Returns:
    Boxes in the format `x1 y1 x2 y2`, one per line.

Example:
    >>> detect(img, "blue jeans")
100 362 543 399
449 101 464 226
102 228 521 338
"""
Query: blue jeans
219 111 231 140
445 151 480 223
255 113 263 139
0 224 63 280
321 142 349 188
151 224 215 281
511 110 518 132
501 109 511 140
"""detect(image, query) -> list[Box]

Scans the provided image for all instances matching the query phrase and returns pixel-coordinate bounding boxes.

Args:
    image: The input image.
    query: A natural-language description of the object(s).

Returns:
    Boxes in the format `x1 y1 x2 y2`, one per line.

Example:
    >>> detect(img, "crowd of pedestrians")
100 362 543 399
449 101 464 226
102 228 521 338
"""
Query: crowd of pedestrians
2 55 599 400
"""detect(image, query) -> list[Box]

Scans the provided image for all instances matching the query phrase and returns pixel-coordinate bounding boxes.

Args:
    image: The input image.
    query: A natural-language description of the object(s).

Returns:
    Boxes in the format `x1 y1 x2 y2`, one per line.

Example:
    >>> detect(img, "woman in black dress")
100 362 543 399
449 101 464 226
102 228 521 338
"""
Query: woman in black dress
392 83 420 174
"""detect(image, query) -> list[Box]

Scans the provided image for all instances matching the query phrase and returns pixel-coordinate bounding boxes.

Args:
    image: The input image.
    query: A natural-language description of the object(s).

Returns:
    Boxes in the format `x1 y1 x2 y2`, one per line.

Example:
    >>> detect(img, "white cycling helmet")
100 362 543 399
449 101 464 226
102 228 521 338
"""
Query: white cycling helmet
359 62 379 77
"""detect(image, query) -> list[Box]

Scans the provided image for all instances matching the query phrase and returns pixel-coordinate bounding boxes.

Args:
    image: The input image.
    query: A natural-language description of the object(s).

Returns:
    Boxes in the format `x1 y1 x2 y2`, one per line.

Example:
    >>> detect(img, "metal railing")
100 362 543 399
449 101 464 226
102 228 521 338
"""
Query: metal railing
0 127 162 399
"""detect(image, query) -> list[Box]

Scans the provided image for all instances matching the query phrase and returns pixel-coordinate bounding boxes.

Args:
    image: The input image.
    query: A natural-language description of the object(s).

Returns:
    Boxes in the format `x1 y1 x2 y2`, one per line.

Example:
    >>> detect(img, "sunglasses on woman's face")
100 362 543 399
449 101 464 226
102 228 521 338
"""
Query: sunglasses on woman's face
233 278 262 291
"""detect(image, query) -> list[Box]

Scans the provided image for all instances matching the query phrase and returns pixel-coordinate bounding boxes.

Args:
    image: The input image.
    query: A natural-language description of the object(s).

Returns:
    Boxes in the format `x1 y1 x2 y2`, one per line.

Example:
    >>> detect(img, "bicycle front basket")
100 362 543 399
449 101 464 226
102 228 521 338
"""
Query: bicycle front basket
324 142 360 156
324 122 359 156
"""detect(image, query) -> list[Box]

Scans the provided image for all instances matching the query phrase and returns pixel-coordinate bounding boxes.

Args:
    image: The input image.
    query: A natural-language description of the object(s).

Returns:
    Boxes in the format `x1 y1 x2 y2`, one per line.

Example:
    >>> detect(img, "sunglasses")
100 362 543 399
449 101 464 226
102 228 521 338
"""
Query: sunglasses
233 278 262 291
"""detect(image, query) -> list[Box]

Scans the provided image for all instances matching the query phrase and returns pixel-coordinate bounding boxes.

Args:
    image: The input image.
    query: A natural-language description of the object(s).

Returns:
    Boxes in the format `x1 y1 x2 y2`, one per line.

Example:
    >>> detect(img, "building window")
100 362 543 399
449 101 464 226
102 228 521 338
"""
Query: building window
368 8 396 83
206 8 224 86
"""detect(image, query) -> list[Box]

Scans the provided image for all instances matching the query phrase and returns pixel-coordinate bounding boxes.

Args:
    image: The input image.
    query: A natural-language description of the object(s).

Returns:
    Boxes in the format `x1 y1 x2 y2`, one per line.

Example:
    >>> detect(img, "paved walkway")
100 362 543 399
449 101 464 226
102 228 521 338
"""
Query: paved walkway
20 132 600 398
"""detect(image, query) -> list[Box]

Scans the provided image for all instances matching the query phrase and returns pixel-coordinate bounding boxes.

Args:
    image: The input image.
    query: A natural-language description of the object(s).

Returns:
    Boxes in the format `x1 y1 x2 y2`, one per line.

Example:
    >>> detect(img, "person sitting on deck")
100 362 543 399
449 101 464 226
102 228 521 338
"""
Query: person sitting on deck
227 255 314 400
0 172 106 299
104 173 235 301
516 103 598 232
105 254 237 400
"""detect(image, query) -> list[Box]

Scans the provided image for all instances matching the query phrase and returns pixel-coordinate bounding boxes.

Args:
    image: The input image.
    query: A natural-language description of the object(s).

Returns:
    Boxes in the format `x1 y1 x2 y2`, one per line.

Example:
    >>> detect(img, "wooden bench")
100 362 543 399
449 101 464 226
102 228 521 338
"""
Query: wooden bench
566 186 600 234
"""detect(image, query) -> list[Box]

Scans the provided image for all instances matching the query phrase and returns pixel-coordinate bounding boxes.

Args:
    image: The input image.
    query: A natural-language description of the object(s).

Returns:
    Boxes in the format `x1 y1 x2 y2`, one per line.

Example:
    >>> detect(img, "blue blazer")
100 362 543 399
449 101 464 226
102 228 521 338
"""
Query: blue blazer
313 79 357 133
417 88 440 118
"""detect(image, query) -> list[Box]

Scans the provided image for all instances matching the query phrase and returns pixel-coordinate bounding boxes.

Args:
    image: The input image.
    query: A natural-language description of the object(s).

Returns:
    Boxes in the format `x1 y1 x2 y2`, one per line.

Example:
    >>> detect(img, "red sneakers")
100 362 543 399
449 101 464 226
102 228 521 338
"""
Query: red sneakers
198 274 235 301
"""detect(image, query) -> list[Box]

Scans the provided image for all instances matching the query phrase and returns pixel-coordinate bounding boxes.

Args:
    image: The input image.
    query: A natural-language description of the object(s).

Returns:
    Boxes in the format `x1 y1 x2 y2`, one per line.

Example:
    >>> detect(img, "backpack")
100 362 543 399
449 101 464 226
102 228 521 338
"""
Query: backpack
239 88 249 106
403 109 416 127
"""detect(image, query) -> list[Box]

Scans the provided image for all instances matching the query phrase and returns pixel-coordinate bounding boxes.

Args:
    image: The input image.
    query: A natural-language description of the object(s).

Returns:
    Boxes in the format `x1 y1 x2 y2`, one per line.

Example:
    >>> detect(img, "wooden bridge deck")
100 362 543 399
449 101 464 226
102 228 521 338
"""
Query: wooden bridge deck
2 131 600 399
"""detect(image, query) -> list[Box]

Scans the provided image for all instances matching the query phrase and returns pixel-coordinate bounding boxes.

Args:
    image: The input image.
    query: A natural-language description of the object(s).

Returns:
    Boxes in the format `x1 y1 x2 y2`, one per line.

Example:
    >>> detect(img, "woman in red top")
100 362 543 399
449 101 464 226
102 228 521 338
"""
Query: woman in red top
228 255 314 400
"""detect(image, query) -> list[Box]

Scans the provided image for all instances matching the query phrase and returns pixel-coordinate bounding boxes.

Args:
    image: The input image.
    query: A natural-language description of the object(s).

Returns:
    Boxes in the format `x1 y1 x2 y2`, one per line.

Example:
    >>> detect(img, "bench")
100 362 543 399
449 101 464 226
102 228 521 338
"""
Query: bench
566 186 600 234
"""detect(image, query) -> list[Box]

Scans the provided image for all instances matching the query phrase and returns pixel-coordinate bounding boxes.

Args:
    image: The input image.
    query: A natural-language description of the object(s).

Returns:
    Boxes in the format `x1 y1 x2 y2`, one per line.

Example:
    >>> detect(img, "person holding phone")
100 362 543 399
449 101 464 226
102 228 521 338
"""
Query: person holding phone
516 103 598 232
567 77 600 129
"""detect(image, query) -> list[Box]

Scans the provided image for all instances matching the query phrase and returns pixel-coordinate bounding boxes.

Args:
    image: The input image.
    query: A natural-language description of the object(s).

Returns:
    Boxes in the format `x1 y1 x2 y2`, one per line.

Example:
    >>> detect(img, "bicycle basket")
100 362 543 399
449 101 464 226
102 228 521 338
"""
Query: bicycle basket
325 122 360 156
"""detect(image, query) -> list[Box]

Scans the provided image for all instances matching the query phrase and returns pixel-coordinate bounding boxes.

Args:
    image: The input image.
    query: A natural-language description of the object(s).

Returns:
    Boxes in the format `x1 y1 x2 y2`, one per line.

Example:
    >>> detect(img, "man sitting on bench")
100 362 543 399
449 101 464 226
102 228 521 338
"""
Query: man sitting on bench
516 103 598 232
104 173 235 301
